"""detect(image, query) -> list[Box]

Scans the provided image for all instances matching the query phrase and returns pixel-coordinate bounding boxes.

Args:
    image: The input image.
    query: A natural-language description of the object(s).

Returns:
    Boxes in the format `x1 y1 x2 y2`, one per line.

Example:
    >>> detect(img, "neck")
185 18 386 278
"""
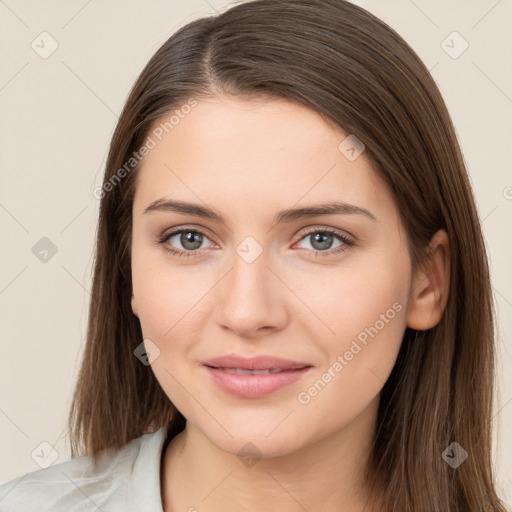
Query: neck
161 395 385 512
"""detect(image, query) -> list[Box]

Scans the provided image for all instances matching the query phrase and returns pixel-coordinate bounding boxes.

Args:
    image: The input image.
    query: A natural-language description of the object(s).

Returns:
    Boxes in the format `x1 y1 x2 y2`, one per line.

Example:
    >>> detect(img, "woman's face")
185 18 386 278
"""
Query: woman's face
131 96 412 457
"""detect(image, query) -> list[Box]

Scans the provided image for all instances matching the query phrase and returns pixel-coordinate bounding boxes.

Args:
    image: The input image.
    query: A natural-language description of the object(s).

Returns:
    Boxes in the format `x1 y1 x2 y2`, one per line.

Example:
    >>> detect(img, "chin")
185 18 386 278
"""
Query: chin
203 424 306 461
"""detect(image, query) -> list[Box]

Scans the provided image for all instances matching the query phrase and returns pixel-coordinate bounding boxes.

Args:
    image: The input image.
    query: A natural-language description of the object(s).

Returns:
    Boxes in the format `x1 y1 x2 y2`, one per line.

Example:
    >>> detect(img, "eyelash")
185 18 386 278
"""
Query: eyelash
157 226 355 259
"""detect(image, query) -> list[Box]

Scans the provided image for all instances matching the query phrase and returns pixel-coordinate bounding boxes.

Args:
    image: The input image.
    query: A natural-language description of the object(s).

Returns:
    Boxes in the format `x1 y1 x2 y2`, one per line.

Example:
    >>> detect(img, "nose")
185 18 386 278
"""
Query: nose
213 247 288 339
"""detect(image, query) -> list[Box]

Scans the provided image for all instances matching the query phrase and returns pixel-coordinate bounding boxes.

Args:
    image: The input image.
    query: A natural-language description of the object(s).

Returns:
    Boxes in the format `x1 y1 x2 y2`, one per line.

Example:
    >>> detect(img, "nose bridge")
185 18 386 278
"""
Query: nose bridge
214 237 286 336
231 239 269 297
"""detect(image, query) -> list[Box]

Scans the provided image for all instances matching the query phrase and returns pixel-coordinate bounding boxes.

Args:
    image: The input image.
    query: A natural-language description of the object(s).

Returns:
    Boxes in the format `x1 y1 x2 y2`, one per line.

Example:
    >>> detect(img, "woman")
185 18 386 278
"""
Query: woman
0 0 507 510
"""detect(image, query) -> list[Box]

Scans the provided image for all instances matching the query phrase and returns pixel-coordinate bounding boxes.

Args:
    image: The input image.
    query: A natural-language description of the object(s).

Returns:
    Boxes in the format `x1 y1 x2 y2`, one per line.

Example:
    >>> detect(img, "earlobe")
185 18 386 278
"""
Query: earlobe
406 229 450 330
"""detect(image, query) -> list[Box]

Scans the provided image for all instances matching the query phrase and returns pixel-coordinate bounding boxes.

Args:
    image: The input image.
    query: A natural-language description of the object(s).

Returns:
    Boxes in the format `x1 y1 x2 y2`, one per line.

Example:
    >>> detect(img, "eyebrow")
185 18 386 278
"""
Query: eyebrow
143 199 377 224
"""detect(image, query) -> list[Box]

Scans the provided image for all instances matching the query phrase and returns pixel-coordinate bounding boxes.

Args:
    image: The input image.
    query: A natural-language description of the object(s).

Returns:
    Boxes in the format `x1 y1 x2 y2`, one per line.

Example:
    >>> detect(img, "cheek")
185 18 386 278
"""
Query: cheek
131 255 208 419
131 236 208 340
293 295 407 441
294 251 410 418
290 242 410 343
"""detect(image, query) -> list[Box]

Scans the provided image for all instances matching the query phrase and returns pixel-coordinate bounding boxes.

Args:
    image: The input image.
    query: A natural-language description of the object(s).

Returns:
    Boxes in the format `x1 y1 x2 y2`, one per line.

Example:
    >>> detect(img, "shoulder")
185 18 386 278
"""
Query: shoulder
0 425 170 512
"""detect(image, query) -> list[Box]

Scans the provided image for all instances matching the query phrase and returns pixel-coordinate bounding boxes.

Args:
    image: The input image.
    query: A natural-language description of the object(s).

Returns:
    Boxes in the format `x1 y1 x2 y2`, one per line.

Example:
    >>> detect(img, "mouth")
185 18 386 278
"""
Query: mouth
201 354 313 398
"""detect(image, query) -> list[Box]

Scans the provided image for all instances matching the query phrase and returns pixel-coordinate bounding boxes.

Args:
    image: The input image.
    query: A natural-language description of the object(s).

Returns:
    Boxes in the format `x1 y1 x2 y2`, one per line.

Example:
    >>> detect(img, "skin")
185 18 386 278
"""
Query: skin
130 96 450 512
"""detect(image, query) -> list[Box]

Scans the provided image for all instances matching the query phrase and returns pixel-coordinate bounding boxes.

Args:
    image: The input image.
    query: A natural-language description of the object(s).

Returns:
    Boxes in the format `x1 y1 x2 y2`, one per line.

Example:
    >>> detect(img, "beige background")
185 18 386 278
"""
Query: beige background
0 0 511 503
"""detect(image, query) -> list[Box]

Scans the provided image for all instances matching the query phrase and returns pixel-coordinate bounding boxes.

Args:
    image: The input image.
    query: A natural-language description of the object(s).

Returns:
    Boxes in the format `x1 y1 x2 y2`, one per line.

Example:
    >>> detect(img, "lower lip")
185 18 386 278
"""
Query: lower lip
203 366 312 399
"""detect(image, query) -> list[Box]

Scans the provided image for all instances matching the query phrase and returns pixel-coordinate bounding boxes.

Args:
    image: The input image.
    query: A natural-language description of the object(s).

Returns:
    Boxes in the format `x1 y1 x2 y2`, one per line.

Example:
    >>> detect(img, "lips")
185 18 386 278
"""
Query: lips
202 354 313 398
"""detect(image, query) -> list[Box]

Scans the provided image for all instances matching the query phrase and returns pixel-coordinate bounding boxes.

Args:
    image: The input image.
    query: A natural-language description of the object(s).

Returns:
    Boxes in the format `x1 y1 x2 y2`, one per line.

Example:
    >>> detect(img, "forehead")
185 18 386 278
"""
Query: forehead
132 96 394 222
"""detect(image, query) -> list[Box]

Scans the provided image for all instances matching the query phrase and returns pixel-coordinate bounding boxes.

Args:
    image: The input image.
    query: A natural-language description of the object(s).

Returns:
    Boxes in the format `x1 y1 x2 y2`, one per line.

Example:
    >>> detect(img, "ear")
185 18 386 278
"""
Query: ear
406 229 450 330
131 294 139 318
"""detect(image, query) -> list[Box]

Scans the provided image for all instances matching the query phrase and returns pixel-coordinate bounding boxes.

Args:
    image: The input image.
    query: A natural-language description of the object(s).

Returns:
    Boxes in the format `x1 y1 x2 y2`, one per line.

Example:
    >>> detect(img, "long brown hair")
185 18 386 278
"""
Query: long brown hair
68 1 508 510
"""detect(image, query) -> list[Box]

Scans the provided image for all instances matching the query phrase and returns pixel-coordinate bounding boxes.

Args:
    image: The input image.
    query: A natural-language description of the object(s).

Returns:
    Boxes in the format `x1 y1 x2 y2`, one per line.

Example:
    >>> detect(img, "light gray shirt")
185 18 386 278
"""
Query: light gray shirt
0 425 170 511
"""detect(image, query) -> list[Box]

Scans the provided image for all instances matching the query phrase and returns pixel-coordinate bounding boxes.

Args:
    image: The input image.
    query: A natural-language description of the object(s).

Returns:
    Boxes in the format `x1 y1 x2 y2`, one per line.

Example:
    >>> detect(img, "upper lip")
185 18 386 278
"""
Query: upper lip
202 354 312 371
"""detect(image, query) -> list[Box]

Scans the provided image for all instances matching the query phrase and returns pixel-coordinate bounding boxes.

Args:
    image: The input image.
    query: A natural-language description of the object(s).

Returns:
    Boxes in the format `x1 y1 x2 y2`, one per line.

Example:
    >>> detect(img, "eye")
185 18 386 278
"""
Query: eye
157 227 214 258
294 228 354 257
